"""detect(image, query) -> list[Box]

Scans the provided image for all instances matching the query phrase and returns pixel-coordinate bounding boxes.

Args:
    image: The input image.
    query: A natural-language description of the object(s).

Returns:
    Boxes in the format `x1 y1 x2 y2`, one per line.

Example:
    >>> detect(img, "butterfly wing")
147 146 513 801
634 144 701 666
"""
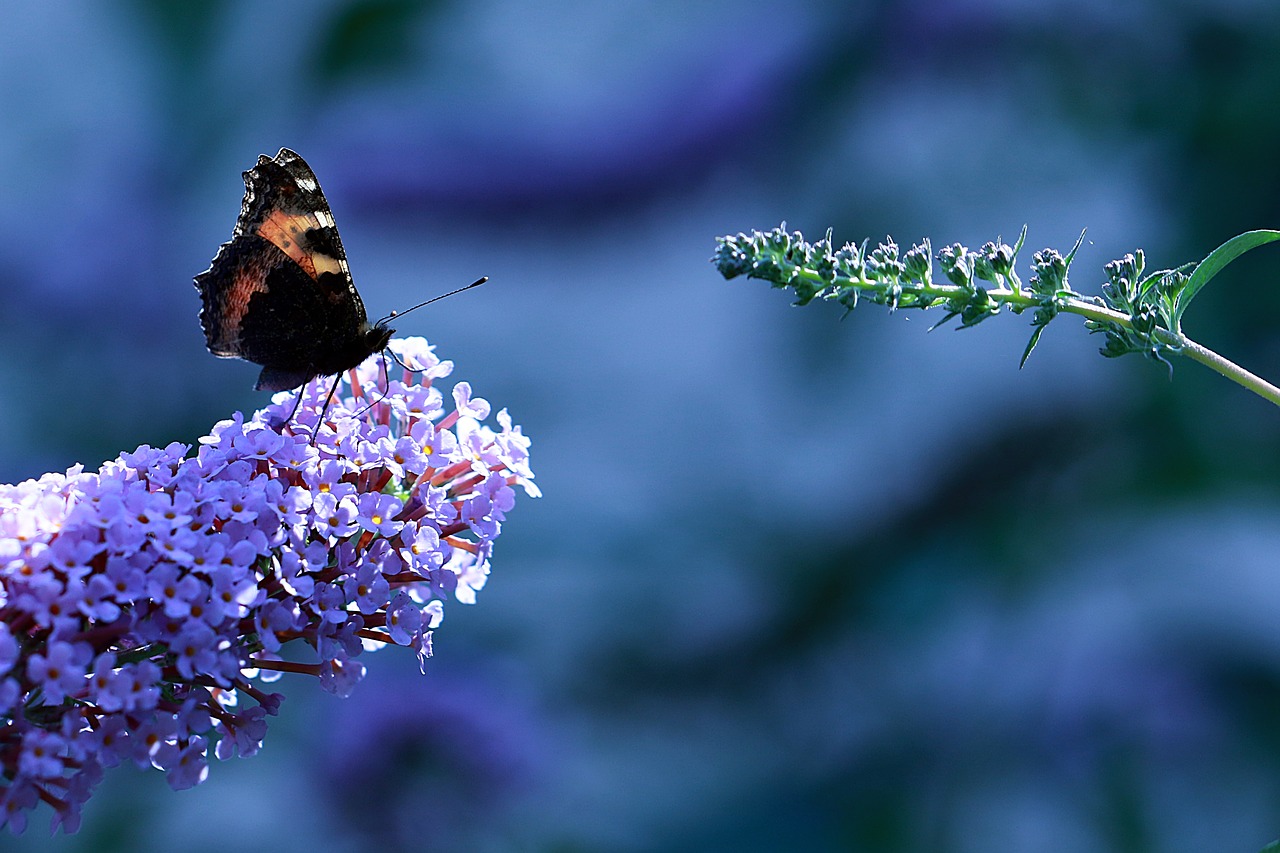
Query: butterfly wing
194 148 372 391
196 233 338 391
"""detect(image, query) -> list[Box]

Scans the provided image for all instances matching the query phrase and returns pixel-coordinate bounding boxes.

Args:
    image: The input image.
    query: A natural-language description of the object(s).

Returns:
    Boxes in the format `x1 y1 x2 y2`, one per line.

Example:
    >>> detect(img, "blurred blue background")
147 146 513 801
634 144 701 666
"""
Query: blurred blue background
8 1 1280 850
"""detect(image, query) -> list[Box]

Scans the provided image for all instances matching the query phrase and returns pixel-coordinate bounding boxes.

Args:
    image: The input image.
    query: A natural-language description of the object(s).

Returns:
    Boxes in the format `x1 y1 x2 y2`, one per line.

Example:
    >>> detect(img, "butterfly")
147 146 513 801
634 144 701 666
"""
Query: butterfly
194 148 483 424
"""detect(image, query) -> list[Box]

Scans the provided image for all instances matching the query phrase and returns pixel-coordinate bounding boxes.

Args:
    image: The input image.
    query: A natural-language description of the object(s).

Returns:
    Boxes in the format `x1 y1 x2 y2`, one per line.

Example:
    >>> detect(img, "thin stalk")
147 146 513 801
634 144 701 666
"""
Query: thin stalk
802 267 1280 409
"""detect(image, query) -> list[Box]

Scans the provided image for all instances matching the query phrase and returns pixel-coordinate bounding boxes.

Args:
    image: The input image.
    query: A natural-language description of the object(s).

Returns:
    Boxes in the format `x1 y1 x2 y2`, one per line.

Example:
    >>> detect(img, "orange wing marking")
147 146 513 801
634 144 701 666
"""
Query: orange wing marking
257 210 344 280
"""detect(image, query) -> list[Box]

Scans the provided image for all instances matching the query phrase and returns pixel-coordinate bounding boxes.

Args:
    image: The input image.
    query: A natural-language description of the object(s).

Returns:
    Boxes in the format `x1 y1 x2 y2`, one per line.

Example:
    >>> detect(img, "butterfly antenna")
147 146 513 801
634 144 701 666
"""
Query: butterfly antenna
374 276 487 326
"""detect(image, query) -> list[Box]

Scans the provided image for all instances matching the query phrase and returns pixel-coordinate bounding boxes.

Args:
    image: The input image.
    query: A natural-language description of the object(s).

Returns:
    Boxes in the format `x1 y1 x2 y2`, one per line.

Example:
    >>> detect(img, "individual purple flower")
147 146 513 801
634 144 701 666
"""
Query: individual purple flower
18 730 67 779
427 565 459 602
114 660 162 713
27 640 91 705
0 781 38 833
356 492 404 538
44 534 100 581
303 458 359 499
253 598 303 653
153 736 209 791
344 561 391 615
0 626 17 677
206 563 259 622
452 381 491 420
231 427 286 460
145 563 203 619
319 657 366 699
172 622 219 681
214 706 268 760
385 591 424 645
318 611 366 662
383 434 426 479
267 481 313 533
91 715 132 768
388 337 444 374
399 521 444 573
150 524 199 566
76 573 121 622
458 473 516 541
312 492 360 540
13 573 76 633
104 553 149 602
389 382 445 422
311 581 350 626
408 418 458 468
86 653 123 712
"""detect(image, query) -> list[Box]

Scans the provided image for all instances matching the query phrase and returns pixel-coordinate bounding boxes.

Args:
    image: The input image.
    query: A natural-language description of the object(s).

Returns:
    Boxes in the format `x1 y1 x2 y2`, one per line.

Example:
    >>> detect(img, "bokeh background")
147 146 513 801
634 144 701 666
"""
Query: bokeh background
6 1 1280 851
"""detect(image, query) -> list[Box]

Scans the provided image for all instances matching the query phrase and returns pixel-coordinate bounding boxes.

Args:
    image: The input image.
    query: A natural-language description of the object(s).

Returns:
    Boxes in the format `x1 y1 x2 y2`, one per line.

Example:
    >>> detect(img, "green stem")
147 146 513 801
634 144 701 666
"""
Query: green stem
1172 334 1280 407
1009 290 1280 407
803 268 1280 408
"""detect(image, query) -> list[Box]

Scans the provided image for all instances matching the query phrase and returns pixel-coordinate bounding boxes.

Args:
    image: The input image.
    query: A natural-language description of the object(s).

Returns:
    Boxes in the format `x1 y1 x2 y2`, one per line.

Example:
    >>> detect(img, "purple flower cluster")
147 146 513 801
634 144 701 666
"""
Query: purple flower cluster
0 338 536 834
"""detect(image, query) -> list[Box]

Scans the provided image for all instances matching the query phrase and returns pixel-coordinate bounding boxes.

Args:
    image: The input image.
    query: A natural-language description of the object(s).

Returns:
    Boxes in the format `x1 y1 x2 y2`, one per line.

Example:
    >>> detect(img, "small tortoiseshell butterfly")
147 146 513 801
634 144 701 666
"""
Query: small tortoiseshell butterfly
194 148 483 418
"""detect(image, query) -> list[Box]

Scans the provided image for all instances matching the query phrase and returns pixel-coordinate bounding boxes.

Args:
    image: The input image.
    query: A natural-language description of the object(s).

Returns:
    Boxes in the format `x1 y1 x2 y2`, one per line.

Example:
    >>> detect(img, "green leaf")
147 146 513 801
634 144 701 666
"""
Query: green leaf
1019 323 1046 369
1257 841 1280 853
1172 230 1280 332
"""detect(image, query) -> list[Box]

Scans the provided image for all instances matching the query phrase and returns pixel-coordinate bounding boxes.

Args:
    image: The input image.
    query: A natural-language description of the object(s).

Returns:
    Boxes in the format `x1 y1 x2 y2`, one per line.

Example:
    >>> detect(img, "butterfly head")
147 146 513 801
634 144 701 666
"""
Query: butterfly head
364 317 396 356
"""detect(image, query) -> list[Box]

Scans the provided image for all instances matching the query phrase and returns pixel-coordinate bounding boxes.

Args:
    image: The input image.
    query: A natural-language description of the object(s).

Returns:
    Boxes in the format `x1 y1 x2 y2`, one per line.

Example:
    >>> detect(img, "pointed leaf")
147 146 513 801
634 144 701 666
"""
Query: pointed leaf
1020 324 1046 369
1173 230 1280 330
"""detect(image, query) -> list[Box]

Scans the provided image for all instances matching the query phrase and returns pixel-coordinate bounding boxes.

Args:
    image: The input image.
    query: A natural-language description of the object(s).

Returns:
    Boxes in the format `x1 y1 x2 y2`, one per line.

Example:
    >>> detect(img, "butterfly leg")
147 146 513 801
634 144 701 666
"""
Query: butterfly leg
309 372 345 446
266 380 312 438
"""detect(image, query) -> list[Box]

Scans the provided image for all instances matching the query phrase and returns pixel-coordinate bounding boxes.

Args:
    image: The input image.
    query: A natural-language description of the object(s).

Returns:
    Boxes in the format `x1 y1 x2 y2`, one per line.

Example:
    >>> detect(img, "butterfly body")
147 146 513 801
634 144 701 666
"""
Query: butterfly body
195 148 393 392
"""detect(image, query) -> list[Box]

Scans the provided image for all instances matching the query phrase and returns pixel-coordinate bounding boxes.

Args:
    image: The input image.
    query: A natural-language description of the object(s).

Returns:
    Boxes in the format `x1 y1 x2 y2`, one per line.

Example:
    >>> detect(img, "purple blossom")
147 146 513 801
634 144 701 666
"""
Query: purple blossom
27 640 91 704
0 781 37 833
399 521 444 572
385 591 423 645
86 653 123 712
319 657 366 699
91 716 132 768
153 736 209 791
146 563 203 619
18 730 67 779
452 381 491 420
345 560 392 615
0 679 19 716
0 626 17 676
390 382 446 422
214 706 268 760
356 492 404 538
77 573 121 622
172 622 219 680
409 419 458 468
0 337 535 835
